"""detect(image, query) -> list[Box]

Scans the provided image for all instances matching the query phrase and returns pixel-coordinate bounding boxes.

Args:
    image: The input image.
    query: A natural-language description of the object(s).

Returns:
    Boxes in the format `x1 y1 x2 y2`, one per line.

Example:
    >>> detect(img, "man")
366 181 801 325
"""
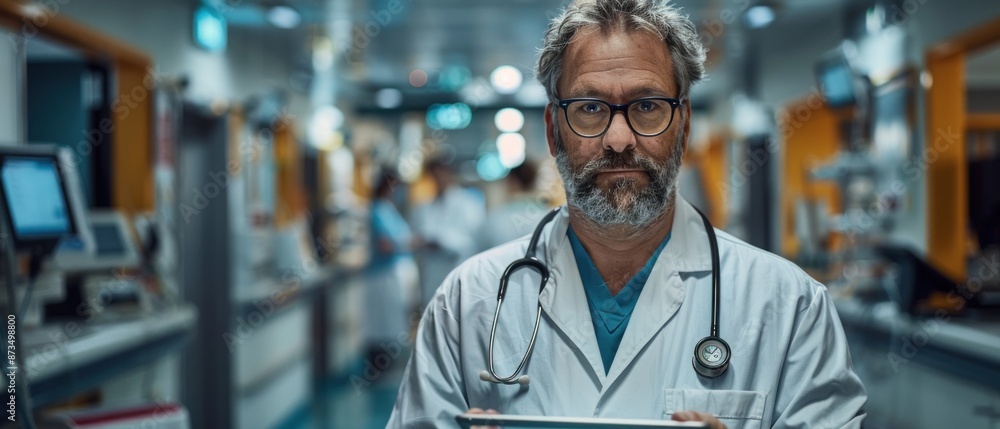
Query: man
477 159 549 252
388 1 866 428
412 156 486 307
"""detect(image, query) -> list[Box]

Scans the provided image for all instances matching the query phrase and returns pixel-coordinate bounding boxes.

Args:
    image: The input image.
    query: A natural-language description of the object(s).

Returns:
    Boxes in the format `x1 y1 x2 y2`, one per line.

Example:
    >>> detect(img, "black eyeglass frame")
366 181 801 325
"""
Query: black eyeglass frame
555 96 684 138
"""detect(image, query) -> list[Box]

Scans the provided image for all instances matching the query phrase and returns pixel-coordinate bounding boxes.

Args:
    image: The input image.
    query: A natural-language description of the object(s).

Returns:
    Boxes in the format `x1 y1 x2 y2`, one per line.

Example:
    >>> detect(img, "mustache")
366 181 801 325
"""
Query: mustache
576 151 661 182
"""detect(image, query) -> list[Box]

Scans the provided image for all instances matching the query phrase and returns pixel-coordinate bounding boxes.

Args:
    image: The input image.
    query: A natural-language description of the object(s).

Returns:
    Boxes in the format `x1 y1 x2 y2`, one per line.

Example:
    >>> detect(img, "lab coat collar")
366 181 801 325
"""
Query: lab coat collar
663 196 714 273
535 195 711 386
537 208 608 384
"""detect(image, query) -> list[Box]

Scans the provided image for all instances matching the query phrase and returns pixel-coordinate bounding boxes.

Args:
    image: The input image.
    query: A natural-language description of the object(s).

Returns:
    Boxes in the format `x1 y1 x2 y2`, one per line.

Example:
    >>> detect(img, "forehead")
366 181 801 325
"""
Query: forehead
557 27 676 99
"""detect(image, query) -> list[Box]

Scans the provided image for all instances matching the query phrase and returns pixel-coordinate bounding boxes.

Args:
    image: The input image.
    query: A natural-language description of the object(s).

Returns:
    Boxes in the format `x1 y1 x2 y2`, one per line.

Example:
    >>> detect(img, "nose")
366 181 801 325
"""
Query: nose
602 111 637 153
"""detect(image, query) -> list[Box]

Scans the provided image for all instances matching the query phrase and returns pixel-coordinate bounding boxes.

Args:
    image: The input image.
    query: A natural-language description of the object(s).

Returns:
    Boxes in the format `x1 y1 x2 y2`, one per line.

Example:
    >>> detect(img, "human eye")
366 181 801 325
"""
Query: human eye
635 100 660 112
579 102 604 114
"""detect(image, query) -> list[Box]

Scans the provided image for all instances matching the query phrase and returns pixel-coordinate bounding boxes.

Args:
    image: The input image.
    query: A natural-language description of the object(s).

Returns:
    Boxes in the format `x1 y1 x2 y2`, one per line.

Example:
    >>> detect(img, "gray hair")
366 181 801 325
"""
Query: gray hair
535 0 706 103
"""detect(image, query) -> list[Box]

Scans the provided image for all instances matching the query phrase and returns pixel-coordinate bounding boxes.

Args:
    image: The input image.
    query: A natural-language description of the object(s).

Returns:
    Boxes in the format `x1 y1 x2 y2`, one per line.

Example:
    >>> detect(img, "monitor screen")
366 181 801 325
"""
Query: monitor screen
819 62 856 108
1 156 72 239
92 223 126 256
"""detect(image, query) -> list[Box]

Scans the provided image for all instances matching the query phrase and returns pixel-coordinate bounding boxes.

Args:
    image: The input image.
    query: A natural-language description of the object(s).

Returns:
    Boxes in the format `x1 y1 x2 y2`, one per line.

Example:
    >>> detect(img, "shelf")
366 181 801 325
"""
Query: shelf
232 266 351 319
21 306 197 408
835 298 1000 390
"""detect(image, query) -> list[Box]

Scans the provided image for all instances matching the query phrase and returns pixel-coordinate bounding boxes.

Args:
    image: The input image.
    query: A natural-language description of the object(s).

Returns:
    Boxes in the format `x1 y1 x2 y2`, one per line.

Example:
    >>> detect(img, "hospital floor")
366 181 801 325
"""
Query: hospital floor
286 357 404 429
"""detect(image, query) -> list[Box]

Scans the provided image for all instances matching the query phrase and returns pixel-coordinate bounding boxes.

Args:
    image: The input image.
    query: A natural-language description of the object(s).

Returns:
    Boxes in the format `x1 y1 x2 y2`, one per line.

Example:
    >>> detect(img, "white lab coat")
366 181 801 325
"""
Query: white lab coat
388 196 867 429
412 186 486 306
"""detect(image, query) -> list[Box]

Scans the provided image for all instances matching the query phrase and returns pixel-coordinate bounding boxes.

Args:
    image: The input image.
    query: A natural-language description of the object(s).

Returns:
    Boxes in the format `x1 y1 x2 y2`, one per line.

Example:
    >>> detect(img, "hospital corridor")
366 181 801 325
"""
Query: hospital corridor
2 0 1000 427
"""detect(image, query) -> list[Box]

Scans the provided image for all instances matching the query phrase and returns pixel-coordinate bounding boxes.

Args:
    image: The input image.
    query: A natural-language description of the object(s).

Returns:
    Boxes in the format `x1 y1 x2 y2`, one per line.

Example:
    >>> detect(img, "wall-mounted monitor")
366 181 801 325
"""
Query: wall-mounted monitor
815 45 864 109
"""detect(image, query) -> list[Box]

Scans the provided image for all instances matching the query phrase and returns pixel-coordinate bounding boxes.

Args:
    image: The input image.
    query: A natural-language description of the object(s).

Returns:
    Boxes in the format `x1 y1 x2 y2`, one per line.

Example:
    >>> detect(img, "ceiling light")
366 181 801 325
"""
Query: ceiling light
744 5 775 29
494 108 525 133
268 5 301 29
490 65 522 95
375 88 403 109
496 133 526 168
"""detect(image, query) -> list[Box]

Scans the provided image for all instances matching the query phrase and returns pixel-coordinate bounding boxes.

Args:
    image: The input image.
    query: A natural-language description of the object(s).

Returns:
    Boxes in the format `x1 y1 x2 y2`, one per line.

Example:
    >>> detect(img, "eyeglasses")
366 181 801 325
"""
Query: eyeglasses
556 97 683 138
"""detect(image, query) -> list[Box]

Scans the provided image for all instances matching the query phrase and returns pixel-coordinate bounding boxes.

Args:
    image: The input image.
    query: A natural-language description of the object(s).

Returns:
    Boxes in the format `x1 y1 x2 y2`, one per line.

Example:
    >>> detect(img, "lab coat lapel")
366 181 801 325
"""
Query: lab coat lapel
602 197 712 388
537 209 607 385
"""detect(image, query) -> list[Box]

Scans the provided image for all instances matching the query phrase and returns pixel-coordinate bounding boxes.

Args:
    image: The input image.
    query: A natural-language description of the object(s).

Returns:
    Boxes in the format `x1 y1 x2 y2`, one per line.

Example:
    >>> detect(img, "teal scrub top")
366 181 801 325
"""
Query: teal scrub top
567 226 671 374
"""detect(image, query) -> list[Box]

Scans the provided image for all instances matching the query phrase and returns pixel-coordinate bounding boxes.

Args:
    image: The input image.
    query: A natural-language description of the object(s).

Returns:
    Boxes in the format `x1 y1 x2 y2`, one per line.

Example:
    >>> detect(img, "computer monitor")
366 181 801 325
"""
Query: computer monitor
0 145 92 256
815 47 860 109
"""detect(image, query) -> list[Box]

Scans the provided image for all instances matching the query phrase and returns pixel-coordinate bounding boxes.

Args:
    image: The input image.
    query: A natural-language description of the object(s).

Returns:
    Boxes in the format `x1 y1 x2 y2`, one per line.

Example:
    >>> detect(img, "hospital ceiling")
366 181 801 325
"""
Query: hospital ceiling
218 0 874 107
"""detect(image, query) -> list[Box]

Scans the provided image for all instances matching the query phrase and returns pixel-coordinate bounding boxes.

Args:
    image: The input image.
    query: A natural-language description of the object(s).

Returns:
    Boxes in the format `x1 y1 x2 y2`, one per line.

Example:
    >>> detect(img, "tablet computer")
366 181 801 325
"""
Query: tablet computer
455 413 708 428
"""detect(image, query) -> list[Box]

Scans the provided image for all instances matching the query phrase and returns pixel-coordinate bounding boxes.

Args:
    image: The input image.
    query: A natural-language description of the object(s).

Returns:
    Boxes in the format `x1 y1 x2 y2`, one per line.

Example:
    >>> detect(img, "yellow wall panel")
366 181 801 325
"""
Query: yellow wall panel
925 54 967 282
112 63 154 213
779 101 842 258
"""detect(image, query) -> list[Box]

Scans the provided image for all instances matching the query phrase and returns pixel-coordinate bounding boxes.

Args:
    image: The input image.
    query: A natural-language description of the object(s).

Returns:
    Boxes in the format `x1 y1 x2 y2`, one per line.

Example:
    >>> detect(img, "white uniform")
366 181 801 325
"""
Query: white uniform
388 197 867 429
477 197 550 252
412 186 485 306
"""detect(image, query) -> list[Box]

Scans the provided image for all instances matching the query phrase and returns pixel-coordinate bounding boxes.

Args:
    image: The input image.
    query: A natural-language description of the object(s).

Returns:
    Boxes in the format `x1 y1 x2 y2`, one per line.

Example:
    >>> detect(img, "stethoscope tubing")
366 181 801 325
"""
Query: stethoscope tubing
483 205 726 385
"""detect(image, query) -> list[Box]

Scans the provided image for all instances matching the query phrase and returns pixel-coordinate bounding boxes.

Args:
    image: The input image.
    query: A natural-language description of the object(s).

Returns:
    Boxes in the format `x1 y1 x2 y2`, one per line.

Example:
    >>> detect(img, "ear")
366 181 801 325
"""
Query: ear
680 102 692 152
544 104 558 157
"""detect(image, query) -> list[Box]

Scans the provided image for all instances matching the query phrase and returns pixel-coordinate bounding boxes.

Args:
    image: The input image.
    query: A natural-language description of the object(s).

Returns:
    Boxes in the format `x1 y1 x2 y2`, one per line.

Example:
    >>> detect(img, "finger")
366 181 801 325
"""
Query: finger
485 409 499 415
468 408 485 414
671 411 692 421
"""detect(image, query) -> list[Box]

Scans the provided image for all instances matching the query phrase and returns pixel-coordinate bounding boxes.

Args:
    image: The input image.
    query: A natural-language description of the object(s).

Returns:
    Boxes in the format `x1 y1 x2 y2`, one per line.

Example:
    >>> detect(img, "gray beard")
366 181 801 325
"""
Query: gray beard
555 134 684 228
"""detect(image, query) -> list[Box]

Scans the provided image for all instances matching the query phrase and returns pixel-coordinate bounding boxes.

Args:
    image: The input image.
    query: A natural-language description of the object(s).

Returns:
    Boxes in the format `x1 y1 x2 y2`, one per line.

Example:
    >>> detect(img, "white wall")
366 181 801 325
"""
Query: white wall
0 29 21 143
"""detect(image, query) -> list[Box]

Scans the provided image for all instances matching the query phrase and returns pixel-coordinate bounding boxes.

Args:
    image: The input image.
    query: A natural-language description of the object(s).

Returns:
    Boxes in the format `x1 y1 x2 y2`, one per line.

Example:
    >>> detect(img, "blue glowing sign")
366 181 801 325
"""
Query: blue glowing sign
426 103 472 130
194 5 227 52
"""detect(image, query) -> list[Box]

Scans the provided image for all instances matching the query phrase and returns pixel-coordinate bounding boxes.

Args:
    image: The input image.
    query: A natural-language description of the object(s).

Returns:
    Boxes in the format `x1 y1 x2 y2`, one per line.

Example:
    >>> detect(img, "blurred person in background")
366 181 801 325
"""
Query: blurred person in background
364 169 419 365
412 156 486 307
478 159 550 251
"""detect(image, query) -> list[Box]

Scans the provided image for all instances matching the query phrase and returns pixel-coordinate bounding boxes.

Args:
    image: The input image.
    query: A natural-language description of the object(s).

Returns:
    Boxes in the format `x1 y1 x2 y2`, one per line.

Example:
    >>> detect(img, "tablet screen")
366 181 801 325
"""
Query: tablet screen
455 414 708 428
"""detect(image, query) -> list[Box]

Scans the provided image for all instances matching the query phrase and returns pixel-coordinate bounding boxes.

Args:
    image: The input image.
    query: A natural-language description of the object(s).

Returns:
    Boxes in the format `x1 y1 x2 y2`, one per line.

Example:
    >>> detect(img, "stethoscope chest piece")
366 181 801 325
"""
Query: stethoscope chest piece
692 336 731 378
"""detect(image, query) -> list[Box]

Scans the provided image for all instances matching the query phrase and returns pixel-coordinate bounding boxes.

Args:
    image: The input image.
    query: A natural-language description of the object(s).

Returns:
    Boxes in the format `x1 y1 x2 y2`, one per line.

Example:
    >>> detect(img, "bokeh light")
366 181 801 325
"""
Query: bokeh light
409 69 428 87
494 108 525 133
490 65 522 95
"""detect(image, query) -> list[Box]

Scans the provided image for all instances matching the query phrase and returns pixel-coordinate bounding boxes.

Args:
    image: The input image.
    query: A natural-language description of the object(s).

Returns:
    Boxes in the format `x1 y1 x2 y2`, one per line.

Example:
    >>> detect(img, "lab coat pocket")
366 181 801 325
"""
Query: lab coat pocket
664 389 766 429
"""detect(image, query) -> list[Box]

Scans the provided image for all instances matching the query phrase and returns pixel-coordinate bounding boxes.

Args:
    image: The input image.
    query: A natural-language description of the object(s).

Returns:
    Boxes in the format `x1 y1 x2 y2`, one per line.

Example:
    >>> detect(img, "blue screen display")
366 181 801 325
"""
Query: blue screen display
2 157 71 238
820 64 856 107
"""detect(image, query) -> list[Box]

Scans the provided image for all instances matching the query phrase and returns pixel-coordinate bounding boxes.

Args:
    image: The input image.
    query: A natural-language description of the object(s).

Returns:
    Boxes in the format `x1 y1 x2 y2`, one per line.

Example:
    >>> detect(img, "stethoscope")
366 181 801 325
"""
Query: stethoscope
479 206 730 385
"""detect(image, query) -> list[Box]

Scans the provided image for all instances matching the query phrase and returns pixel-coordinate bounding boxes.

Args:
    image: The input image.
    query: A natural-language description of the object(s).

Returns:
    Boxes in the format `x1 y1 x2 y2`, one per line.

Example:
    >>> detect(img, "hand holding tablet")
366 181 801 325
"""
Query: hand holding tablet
456 412 712 428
